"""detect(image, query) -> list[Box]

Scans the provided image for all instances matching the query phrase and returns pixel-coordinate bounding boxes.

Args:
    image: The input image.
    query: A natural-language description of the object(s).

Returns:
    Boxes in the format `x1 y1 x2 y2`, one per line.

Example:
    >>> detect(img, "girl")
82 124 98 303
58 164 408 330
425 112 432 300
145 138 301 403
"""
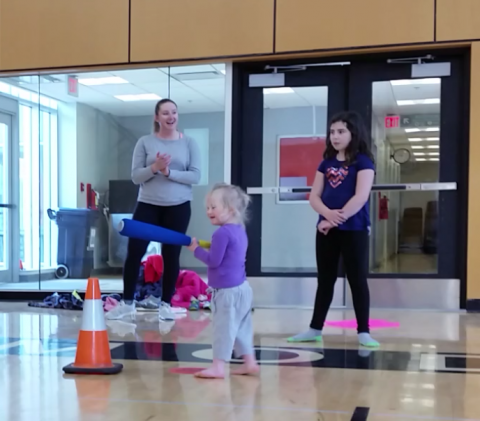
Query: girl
288 111 379 348
106 98 201 321
187 183 259 379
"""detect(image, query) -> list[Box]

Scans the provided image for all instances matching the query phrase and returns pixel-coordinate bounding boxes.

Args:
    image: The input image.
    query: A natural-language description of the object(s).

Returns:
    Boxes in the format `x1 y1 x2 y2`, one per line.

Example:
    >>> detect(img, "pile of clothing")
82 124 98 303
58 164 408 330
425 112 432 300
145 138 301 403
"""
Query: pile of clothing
28 291 84 310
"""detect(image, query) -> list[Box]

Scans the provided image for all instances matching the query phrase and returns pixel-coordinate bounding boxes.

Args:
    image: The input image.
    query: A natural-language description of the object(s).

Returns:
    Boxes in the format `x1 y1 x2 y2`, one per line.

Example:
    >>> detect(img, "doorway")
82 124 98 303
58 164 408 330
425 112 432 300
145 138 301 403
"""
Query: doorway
232 49 469 310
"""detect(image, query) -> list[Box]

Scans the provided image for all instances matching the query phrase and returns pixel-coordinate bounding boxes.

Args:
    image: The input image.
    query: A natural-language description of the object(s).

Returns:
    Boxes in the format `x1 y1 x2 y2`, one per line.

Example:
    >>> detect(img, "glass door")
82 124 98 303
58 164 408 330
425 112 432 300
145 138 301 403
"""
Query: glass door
232 63 348 307
233 50 468 309
0 112 14 284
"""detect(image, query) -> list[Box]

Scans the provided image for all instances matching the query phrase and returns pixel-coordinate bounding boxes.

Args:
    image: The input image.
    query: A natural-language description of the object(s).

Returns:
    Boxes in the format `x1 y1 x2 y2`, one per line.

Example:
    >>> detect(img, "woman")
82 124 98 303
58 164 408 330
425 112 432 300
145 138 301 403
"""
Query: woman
288 111 379 348
106 99 201 321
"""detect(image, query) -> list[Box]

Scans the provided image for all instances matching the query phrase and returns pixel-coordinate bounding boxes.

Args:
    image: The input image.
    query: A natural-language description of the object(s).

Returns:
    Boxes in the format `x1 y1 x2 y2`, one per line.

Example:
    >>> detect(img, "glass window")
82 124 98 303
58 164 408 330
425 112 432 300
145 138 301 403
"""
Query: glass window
261 86 328 273
370 78 440 274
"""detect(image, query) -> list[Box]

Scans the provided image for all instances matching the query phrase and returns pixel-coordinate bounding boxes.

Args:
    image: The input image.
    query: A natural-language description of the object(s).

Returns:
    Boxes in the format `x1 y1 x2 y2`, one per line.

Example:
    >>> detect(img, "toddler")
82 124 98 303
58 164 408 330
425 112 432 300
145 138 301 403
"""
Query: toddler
187 183 258 379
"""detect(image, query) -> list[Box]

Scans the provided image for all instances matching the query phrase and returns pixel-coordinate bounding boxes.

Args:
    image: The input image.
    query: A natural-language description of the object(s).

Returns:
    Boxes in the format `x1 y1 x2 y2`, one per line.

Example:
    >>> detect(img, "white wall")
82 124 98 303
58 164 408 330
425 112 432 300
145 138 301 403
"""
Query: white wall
58 103 124 268
116 112 225 269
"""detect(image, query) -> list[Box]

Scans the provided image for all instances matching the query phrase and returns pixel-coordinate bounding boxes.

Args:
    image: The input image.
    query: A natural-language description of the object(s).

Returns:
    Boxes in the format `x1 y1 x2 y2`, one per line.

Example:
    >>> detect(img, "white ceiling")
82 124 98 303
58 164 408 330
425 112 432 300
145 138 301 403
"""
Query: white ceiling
3 64 227 116
0 67 441 163
373 79 440 163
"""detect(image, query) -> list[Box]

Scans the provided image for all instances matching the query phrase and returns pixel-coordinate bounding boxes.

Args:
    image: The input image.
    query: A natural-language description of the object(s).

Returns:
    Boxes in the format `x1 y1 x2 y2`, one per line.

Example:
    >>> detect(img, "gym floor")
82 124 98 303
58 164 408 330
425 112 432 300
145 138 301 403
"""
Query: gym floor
1 303 479 421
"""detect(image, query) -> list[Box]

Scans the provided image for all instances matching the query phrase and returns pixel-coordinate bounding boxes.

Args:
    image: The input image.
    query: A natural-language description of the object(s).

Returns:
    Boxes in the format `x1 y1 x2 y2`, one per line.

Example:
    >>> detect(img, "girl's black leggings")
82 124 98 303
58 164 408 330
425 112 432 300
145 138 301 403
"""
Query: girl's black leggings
123 201 191 303
311 228 371 333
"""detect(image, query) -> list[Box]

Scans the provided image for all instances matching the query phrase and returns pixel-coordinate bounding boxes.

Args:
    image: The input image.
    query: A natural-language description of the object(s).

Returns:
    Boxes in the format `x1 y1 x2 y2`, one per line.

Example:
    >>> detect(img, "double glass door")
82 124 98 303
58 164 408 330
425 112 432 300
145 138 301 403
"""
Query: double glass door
232 50 468 309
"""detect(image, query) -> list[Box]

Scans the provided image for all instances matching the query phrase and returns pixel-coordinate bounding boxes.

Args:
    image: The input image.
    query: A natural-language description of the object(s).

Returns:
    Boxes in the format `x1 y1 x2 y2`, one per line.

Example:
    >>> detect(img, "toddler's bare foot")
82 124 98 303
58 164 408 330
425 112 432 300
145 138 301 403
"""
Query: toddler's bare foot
231 363 260 376
194 366 225 379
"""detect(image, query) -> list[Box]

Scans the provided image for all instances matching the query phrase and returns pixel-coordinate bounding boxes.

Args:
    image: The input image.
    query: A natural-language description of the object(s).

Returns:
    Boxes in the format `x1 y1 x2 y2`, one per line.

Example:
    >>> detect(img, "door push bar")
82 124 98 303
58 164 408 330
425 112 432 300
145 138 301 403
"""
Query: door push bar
246 182 457 195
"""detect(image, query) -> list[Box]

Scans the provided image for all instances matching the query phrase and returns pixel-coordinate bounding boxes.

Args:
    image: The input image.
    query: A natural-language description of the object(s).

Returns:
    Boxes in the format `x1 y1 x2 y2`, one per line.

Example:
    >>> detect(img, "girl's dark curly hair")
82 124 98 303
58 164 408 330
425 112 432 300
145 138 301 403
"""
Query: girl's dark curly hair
323 111 374 165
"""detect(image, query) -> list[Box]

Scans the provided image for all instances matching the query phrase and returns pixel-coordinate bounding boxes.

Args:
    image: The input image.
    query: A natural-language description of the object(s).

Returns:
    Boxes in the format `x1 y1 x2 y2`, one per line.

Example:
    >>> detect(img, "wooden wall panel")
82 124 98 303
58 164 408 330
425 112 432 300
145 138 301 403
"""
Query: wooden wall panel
276 0 435 53
437 0 480 42
467 43 480 299
0 0 129 70
130 0 274 62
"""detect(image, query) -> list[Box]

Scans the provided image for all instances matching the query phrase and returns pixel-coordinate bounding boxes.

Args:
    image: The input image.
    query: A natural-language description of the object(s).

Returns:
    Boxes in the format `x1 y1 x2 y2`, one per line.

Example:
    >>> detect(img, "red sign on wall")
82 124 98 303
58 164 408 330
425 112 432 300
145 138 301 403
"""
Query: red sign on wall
67 76 78 97
384 115 400 128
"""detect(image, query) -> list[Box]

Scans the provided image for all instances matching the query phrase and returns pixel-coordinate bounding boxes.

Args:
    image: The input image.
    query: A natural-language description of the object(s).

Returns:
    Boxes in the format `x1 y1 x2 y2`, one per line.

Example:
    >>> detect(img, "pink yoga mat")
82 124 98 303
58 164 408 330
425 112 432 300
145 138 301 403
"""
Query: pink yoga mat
325 319 399 329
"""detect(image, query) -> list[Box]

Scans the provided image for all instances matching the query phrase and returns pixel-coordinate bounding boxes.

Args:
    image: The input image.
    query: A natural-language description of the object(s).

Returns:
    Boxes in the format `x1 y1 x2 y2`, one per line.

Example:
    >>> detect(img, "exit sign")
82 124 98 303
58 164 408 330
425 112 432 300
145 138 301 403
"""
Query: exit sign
67 75 78 97
385 115 400 128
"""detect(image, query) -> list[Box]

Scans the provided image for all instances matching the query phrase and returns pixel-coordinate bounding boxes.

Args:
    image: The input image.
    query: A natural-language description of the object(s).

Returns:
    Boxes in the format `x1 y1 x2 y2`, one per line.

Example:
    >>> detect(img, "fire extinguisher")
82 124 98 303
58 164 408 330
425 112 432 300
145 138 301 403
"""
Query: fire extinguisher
379 193 389 220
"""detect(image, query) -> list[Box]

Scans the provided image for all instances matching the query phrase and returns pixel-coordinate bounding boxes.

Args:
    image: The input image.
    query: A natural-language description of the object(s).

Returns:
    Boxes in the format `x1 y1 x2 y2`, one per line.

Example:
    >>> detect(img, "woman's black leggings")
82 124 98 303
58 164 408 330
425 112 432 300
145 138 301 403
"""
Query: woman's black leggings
311 228 371 333
123 201 191 303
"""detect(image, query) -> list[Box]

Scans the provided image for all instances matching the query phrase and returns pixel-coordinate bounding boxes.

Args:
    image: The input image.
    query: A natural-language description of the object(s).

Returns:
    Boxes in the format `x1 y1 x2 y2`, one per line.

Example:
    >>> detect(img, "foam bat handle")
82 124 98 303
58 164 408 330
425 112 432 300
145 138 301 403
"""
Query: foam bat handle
118 219 192 246
118 219 211 249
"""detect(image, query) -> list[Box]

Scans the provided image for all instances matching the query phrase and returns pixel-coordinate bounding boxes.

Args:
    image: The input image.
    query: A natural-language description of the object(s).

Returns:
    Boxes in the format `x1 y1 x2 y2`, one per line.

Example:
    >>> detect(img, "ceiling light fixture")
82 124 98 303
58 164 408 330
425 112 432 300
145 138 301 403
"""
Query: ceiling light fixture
79 76 129 86
404 128 439 134
429 158 439 161
408 138 422 142
427 145 439 149
428 152 439 156
397 98 440 106
416 158 427 161
413 152 426 156
427 137 440 140
115 93 161 102
391 78 441 86
263 87 295 94
411 146 425 149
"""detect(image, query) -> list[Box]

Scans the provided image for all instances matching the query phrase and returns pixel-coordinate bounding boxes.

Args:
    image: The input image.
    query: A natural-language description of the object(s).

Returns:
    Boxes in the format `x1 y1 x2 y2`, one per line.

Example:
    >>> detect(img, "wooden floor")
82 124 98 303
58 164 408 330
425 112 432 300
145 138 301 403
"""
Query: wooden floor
1 302 480 421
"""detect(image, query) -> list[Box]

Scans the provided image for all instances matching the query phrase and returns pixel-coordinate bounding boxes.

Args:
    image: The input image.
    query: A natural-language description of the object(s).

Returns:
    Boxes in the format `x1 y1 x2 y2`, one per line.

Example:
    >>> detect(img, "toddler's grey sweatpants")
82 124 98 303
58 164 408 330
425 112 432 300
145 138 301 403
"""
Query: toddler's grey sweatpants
211 281 254 361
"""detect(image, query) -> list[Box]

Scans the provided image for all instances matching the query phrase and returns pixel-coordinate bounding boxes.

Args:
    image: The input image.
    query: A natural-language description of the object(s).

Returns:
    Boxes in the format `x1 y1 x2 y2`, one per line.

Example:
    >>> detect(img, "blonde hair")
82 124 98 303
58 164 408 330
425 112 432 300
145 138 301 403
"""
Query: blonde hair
209 183 251 225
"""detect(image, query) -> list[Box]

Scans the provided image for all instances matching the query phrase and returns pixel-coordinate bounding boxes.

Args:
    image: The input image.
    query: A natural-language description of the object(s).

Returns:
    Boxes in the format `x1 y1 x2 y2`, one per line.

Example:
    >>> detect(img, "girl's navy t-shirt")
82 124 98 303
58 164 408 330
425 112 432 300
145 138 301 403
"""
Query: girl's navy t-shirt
317 153 374 231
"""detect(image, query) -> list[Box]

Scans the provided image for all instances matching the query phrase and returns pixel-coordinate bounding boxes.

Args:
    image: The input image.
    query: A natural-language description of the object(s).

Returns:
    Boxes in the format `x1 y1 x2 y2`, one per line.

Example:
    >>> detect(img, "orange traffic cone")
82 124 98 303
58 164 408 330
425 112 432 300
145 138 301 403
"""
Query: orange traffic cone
63 278 123 375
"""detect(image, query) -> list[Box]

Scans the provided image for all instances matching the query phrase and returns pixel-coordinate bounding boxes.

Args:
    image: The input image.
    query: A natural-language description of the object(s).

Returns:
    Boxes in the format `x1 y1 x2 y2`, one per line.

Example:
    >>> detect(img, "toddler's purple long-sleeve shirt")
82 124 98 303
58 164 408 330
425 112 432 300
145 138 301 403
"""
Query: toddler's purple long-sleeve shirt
193 224 247 289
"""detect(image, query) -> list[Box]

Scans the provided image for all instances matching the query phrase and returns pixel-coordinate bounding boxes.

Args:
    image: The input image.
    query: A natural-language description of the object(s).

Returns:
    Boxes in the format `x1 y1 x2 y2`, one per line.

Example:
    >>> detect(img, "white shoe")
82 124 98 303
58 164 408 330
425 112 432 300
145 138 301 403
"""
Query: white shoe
105 301 136 320
171 306 187 314
158 302 175 321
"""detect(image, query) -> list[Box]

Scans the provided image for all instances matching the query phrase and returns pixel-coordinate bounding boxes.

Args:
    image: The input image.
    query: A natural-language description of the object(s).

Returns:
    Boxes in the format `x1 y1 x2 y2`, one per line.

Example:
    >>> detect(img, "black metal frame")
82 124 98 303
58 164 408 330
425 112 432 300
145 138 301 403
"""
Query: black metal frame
231 48 470 308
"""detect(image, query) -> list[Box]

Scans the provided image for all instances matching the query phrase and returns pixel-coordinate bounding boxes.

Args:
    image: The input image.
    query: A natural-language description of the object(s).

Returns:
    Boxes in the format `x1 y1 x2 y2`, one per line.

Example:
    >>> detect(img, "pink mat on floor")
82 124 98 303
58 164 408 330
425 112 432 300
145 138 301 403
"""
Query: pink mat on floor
325 319 400 329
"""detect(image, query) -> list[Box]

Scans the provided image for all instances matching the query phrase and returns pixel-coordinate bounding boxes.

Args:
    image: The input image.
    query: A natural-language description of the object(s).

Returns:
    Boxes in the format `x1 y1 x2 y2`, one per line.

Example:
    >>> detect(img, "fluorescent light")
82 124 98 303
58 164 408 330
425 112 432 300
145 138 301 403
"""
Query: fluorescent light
391 78 441 86
411 145 425 149
429 158 439 161
397 98 440 106
428 152 439 156
79 76 128 86
413 152 426 156
427 145 439 149
405 128 439 134
115 93 161 102
409 138 422 142
416 158 427 161
427 137 439 140
264 87 294 94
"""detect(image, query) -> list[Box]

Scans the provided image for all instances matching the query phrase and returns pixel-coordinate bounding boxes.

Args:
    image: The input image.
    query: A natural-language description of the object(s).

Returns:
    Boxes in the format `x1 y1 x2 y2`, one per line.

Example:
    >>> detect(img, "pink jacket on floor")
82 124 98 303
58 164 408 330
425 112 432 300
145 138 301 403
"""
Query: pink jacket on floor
171 270 210 308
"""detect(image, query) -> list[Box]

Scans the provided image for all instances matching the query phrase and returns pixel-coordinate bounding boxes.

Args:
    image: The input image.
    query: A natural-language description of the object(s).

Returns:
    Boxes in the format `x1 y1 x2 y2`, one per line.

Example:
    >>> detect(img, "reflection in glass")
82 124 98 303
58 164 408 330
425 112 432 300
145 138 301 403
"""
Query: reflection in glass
261 86 328 273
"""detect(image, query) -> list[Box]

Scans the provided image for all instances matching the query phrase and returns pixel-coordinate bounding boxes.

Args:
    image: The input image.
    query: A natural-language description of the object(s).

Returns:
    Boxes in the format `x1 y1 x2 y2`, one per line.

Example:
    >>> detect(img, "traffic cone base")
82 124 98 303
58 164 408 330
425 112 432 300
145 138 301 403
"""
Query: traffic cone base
63 278 123 375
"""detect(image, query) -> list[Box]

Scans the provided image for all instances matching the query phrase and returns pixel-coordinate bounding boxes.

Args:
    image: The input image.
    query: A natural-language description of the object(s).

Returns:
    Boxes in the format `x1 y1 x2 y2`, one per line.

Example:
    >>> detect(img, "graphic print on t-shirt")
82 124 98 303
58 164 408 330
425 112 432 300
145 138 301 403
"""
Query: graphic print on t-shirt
325 166 349 188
